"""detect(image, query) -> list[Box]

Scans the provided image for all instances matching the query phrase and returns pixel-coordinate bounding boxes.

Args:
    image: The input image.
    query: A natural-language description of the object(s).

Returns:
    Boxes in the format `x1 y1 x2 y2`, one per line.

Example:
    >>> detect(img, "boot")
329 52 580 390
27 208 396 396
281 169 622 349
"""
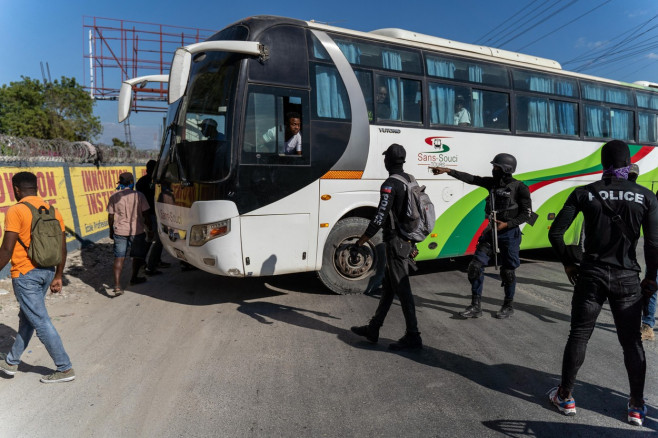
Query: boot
389 331 423 351
351 323 380 343
460 295 482 318
495 299 514 319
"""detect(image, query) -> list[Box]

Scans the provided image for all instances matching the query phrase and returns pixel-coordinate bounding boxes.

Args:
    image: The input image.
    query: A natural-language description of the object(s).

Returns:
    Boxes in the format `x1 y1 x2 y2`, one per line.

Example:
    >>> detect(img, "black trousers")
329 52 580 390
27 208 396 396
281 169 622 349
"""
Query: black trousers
560 263 645 401
371 235 419 333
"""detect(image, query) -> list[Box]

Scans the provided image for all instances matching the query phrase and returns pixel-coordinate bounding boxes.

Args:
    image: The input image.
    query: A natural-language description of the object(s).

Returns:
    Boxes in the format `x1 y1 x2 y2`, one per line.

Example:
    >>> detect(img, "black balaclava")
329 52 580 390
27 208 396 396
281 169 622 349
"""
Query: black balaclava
601 139 630 169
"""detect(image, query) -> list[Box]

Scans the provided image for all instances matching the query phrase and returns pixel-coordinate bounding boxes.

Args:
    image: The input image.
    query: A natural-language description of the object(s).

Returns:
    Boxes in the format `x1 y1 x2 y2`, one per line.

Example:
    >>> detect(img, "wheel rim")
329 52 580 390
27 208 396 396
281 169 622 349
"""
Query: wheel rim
333 238 375 280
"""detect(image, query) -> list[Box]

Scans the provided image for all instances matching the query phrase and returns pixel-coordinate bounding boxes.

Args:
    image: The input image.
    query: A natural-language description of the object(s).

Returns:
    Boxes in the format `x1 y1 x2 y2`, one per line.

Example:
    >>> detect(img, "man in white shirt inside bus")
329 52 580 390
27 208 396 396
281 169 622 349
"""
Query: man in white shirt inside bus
454 96 471 126
260 112 302 156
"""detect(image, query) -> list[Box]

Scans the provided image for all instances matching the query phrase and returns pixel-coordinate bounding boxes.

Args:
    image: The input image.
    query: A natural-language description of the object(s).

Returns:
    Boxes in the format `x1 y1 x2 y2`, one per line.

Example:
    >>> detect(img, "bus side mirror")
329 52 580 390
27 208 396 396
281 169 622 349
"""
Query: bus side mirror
169 47 191 104
118 82 133 123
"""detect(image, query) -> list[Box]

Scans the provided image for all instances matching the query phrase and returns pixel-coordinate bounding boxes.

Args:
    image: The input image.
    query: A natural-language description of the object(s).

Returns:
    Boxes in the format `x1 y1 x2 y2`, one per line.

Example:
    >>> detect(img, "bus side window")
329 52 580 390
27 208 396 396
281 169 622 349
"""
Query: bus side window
354 70 374 122
401 78 422 123
477 90 510 131
243 88 309 165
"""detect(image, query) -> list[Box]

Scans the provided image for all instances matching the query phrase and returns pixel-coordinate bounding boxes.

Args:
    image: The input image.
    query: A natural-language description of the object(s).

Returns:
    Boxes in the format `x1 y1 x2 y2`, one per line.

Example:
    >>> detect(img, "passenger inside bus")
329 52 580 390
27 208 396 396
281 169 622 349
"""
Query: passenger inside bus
258 112 302 156
376 85 391 119
454 96 471 126
200 118 225 141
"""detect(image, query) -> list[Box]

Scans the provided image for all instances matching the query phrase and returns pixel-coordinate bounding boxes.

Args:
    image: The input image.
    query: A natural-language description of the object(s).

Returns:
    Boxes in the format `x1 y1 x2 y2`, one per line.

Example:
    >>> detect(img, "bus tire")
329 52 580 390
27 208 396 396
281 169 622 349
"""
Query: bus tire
317 217 385 295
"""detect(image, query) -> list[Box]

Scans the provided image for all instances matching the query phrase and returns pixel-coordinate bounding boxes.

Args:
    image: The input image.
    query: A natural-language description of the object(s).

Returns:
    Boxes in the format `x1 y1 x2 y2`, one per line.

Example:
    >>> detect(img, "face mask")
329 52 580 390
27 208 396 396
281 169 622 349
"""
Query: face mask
116 183 134 190
492 169 504 180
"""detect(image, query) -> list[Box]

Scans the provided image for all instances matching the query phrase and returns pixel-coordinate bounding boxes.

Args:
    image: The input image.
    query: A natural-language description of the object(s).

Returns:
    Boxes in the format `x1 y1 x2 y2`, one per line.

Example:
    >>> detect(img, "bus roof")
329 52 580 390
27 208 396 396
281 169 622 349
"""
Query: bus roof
305 19 658 93
369 28 561 70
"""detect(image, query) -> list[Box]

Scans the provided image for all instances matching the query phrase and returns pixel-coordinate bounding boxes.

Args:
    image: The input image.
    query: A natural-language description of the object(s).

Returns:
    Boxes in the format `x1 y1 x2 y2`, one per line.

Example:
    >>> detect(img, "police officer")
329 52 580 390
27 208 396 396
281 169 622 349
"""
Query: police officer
350 143 422 351
547 140 658 427
431 153 532 319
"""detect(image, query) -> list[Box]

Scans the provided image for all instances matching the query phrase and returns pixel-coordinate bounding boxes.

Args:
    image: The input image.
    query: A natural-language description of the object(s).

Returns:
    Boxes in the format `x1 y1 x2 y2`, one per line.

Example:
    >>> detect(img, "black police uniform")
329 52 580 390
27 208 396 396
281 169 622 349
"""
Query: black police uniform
362 170 418 335
446 168 532 311
351 144 421 350
549 170 658 405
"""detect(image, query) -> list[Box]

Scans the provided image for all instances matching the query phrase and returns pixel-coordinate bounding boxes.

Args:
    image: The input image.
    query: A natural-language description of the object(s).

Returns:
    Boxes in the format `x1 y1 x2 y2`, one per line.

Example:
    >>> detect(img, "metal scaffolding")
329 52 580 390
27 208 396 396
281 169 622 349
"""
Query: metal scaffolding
83 16 216 114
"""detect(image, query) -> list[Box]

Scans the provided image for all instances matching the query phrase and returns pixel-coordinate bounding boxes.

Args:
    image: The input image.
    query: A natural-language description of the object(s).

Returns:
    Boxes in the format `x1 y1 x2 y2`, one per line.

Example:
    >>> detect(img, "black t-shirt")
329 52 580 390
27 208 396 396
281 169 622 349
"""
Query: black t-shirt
549 177 658 278
135 174 155 213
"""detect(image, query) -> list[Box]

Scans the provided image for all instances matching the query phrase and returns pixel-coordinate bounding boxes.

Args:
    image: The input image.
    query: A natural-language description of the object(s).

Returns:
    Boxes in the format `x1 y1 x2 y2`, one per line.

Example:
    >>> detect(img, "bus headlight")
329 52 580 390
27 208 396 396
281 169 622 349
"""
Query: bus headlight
189 219 231 247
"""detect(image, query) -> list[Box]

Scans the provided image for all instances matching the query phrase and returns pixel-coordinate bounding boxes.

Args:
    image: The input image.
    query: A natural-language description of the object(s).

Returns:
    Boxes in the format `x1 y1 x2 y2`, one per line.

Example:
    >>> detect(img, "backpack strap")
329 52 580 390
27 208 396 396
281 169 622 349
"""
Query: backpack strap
387 174 412 231
586 185 636 241
16 201 37 251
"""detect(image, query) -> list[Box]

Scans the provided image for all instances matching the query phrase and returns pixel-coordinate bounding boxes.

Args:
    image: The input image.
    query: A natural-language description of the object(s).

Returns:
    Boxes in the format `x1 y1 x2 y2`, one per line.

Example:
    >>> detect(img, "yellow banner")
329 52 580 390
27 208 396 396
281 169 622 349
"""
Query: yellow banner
0 167 75 242
69 166 143 237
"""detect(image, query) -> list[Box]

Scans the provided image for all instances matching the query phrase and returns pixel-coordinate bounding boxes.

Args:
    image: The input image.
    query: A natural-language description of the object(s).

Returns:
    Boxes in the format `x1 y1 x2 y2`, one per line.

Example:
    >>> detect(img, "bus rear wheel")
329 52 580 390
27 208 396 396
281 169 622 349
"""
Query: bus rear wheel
317 217 385 295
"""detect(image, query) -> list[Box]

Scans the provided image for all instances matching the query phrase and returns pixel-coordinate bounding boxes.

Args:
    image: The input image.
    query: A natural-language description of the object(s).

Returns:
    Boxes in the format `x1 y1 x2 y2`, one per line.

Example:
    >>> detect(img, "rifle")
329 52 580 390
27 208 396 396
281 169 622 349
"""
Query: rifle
490 190 500 270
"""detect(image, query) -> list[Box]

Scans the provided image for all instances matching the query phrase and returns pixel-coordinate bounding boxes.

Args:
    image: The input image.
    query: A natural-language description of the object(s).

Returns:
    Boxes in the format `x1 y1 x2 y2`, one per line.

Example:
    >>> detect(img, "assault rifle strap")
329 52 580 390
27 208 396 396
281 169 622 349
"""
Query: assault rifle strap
586 185 636 241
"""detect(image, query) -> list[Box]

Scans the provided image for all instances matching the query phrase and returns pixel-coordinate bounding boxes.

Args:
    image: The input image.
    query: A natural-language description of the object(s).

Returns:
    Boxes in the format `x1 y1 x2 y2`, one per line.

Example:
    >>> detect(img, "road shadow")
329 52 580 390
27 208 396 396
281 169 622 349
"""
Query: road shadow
0 323 56 378
64 240 116 298
482 419 649 437
234 299 655 432
124 265 332 306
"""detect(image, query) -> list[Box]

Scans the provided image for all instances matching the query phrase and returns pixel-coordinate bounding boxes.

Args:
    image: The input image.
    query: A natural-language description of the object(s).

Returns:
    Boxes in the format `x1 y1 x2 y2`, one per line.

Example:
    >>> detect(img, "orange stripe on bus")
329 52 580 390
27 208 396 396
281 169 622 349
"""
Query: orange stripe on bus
321 171 363 179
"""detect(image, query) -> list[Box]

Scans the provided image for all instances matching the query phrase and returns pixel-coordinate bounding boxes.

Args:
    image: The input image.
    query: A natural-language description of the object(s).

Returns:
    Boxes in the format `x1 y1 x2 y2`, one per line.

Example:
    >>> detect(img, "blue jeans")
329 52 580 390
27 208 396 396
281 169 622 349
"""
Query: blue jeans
642 292 657 328
7 268 72 372
470 226 521 299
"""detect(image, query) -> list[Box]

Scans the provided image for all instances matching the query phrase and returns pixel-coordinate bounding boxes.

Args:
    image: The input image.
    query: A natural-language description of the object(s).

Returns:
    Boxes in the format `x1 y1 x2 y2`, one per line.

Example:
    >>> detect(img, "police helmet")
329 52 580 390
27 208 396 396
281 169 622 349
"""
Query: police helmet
491 153 517 174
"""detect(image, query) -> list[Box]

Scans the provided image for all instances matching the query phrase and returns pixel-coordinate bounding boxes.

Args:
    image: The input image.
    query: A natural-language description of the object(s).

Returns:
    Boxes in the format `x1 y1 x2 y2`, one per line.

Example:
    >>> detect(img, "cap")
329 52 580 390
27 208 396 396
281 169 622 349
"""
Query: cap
601 140 630 169
382 143 406 164
629 163 639 175
118 172 134 185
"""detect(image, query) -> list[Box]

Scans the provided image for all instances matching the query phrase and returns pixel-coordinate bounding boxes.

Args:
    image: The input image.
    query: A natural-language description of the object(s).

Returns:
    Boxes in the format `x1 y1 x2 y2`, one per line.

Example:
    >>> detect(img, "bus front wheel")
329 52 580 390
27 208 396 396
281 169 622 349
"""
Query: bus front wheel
317 217 385 295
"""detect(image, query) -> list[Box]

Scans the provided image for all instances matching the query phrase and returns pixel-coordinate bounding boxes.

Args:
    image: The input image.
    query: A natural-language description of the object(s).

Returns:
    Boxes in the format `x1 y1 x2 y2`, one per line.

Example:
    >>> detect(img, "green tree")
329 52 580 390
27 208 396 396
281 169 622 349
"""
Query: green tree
0 76 102 141
111 137 129 147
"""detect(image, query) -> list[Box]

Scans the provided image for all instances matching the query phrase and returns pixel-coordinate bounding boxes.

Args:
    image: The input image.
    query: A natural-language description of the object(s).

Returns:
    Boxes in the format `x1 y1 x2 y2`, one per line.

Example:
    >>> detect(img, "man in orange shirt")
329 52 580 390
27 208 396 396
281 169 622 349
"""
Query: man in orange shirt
0 172 75 383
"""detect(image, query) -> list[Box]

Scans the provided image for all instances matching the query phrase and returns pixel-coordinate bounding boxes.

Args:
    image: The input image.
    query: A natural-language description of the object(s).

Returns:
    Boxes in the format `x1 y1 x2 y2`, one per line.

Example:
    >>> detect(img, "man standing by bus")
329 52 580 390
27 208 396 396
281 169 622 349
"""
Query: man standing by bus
350 144 422 351
431 154 532 319
547 140 658 427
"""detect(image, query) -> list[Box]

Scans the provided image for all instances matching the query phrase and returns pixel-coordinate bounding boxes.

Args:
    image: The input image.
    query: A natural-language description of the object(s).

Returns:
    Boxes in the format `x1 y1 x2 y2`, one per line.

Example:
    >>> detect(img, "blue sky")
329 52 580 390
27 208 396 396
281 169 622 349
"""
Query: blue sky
1 0 656 149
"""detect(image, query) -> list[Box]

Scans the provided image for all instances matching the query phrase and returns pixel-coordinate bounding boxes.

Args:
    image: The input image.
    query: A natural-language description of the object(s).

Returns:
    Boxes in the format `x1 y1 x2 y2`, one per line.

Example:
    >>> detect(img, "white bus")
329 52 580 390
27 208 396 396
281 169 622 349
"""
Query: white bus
121 15 658 294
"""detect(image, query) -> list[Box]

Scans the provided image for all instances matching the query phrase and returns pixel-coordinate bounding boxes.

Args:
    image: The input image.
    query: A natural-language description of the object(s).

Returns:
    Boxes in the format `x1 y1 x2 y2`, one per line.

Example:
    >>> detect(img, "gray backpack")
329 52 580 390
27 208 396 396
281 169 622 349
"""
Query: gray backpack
390 174 436 243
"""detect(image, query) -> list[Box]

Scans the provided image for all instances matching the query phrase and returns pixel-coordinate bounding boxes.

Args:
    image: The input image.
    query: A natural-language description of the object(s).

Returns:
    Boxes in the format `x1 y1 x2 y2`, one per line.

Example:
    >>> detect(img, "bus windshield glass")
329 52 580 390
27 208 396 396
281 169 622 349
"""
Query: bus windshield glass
174 51 241 183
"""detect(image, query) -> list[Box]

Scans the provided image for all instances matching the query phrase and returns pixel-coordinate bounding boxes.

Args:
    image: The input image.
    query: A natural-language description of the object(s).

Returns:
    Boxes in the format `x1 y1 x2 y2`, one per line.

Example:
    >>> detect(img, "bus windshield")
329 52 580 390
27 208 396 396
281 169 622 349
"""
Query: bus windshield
173 51 241 183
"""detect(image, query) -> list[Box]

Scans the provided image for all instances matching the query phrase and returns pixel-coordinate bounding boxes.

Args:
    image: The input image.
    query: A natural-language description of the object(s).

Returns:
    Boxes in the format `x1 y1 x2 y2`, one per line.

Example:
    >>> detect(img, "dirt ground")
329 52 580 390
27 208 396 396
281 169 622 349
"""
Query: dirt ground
0 237 125 340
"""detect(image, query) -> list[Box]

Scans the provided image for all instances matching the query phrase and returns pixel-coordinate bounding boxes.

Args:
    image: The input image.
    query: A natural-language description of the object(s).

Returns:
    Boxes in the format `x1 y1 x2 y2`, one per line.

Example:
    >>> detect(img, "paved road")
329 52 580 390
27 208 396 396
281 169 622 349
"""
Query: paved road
0 243 656 437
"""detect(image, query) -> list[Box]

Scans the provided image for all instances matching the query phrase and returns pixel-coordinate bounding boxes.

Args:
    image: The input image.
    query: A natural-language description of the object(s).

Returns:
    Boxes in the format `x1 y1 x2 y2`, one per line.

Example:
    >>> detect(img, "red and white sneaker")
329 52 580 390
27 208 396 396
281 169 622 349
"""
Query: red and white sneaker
548 386 576 416
628 402 647 427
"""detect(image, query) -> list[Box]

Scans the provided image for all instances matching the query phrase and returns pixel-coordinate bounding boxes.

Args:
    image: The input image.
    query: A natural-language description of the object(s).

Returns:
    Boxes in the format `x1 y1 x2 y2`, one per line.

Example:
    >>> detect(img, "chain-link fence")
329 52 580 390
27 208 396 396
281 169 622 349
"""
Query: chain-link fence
0 135 158 164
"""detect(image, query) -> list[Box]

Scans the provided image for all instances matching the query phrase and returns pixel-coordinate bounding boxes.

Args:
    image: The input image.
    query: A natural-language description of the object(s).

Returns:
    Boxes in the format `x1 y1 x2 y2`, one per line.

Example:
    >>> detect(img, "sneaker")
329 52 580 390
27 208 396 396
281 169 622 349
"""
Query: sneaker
0 352 18 376
351 325 379 343
628 401 647 426
641 323 655 341
158 261 172 268
548 386 576 416
129 276 147 285
40 368 76 383
389 332 423 351
144 268 162 276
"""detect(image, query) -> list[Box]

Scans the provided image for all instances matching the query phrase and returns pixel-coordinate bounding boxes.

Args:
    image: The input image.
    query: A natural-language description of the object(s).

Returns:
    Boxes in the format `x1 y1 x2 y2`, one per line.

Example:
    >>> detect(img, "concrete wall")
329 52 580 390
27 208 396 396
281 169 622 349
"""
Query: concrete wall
0 162 147 278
